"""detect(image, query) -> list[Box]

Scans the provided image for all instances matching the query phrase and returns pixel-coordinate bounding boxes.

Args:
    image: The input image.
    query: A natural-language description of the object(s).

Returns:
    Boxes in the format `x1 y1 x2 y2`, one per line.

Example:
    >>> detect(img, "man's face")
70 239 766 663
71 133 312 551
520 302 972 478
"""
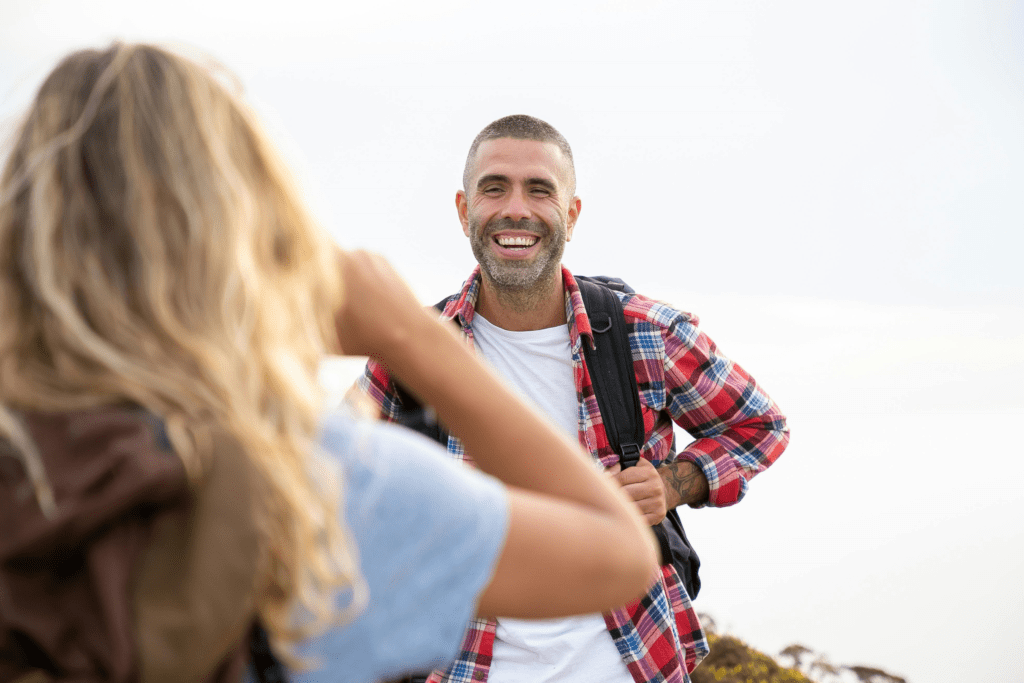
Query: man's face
458 138 580 292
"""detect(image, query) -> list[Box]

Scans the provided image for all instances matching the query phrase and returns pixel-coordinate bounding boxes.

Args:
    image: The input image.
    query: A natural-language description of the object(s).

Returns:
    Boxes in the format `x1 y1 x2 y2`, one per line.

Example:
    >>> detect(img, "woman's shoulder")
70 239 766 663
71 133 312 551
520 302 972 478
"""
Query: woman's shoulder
317 409 504 512
294 410 509 682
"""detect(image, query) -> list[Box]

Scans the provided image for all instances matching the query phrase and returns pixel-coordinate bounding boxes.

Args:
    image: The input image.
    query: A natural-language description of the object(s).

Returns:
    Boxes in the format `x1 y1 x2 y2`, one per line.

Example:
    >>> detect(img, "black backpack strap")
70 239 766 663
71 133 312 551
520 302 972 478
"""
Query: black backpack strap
576 276 701 599
576 277 644 469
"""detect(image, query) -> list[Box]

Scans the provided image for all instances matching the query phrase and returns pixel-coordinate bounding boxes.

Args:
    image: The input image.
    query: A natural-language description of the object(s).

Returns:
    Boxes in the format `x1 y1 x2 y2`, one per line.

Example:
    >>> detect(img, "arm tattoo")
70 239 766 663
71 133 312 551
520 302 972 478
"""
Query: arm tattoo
660 460 709 508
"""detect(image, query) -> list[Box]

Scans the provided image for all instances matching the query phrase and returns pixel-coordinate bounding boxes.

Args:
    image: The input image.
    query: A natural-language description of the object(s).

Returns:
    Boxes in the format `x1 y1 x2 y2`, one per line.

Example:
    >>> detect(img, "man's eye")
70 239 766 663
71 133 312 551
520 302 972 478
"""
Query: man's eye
530 188 551 196
483 187 504 195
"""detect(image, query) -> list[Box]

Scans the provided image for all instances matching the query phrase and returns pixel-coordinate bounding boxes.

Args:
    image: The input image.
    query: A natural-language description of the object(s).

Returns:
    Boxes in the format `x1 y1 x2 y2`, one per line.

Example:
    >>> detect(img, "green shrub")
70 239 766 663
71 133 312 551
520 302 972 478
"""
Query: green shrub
691 631 814 683
689 618 908 683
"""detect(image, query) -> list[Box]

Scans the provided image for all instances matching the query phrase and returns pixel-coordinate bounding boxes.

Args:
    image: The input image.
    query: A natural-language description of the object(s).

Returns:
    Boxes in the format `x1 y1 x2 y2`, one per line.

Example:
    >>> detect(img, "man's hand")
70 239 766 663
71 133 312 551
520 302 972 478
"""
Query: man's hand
607 459 668 526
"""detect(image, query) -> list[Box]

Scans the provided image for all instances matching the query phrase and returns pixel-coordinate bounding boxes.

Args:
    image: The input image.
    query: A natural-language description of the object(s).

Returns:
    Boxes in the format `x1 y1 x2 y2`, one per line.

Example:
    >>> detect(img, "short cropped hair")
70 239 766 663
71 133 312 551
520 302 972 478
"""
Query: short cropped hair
462 115 576 196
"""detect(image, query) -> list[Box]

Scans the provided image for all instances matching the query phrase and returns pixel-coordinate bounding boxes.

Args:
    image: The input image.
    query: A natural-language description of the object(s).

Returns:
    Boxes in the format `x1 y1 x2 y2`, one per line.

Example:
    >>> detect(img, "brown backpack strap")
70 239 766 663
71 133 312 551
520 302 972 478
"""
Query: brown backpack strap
132 427 261 683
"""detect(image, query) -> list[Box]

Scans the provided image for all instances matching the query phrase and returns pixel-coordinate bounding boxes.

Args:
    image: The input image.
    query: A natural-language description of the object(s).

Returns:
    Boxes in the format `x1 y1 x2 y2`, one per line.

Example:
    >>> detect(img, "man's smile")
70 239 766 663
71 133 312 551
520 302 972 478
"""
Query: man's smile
487 229 545 259
494 235 539 249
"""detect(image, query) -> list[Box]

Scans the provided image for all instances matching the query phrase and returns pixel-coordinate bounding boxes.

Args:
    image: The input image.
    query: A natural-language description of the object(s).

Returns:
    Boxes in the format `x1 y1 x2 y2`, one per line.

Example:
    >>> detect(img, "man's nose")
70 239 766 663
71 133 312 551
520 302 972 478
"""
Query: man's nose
500 188 532 221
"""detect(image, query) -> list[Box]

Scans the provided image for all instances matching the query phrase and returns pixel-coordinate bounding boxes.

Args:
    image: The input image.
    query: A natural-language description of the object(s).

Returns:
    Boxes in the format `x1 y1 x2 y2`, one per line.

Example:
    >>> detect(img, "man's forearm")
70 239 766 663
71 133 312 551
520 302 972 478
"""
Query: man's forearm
658 460 709 508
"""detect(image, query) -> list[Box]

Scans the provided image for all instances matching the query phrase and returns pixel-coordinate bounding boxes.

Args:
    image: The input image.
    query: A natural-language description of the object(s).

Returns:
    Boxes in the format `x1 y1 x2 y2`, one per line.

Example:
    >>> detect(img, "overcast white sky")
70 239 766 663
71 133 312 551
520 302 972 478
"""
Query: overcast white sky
3 2 1023 682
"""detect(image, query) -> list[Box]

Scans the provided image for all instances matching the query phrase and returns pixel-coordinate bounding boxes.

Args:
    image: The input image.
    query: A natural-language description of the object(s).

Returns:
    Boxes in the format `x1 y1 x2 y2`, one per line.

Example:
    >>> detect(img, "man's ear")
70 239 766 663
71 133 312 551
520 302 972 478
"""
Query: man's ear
456 190 470 237
565 197 582 242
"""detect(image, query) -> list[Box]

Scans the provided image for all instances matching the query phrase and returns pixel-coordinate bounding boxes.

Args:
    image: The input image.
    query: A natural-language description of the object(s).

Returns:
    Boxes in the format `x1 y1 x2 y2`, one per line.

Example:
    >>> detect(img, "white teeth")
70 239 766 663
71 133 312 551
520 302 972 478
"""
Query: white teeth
496 236 538 248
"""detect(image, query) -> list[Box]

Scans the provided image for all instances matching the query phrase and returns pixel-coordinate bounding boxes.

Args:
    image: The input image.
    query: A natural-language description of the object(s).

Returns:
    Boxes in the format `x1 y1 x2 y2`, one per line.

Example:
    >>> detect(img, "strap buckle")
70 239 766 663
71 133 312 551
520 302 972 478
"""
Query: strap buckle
619 443 641 469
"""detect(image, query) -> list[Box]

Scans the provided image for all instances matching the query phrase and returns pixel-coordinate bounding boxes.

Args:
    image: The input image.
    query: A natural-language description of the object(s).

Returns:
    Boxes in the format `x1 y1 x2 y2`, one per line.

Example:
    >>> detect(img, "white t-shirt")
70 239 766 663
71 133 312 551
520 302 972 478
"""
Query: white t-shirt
473 314 633 683
272 411 510 683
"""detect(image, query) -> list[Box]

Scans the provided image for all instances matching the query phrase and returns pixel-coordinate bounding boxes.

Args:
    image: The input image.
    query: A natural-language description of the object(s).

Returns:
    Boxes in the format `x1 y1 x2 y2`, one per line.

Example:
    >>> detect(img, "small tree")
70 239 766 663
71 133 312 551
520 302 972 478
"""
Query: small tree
809 654 841 682
779 644 814 670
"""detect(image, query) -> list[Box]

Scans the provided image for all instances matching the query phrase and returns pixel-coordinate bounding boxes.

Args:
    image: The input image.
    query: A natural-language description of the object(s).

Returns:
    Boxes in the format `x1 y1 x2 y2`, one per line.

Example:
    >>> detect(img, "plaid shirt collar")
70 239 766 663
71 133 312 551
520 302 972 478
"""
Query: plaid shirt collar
441 265 596 352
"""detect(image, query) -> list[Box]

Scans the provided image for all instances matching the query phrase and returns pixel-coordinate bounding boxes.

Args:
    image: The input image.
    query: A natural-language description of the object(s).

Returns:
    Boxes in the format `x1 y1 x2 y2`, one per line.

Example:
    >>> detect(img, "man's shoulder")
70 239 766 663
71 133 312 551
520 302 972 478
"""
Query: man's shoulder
614 288 700 333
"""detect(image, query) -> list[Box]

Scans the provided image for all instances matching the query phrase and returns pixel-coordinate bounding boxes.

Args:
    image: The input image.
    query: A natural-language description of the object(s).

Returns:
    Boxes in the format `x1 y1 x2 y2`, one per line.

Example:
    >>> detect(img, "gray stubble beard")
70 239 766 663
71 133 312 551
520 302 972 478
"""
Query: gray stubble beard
468 216 566 314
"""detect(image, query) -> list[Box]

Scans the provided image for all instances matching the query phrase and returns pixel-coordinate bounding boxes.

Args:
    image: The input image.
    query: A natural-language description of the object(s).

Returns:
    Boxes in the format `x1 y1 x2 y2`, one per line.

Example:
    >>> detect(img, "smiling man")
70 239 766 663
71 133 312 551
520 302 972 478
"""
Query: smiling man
360 115 790 683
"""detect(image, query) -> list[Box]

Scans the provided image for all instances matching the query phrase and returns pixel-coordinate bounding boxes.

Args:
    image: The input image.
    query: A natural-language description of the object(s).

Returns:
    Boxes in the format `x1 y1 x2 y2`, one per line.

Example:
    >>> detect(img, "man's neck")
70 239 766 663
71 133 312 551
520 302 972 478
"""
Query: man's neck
475 271 566 331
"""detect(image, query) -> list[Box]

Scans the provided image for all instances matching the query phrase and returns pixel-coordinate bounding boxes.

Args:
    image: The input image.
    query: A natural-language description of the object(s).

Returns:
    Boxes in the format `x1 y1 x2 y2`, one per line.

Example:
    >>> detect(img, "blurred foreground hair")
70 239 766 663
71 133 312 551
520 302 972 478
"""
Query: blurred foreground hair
0 43 361 652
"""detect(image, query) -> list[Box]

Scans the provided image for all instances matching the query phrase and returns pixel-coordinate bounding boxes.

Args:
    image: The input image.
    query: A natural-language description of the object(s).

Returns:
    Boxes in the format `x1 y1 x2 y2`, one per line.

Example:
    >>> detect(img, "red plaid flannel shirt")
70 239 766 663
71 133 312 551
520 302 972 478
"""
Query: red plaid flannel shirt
359 266 790 683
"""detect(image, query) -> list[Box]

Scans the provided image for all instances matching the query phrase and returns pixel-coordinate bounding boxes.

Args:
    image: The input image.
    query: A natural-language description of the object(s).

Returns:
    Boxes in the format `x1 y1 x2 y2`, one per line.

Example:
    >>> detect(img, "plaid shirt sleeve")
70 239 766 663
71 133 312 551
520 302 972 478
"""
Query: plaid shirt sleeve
621 293 790 508
358 359 404 420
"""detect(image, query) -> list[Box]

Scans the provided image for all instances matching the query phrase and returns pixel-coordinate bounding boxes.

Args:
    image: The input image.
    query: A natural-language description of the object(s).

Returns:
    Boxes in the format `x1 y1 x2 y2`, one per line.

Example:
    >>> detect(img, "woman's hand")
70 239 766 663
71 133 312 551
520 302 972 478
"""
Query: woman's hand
333 249 433 361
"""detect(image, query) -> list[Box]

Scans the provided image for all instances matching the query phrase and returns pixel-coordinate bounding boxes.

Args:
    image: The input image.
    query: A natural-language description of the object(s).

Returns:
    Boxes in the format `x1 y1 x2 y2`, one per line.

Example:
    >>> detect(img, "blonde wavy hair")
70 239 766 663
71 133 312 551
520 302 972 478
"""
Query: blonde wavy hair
0 43 361 652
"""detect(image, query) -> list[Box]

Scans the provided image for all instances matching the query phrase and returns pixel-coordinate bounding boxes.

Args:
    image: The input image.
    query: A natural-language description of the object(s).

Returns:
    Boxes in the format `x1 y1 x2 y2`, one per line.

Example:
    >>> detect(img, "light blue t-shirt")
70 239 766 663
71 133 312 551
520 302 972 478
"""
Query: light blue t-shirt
283 411 509 683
